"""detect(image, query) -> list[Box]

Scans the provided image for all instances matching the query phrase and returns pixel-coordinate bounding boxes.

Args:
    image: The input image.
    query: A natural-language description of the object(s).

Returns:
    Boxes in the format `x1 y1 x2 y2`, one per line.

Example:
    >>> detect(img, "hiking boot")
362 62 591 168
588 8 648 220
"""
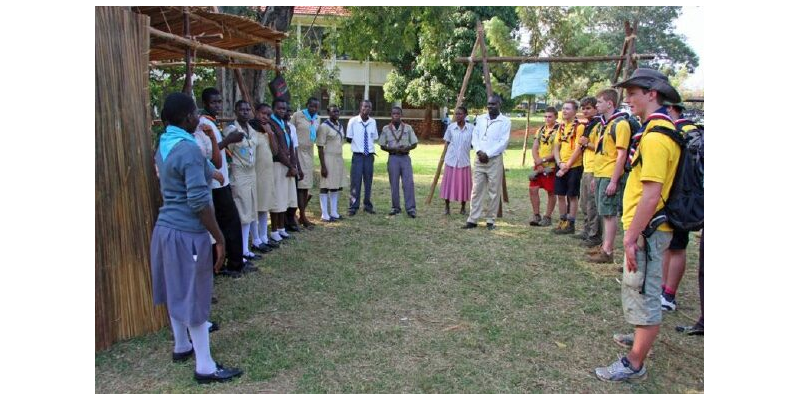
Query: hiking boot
554 220 575 234
585 245 604 255
581 237 603 248
529 214 542 226
661 294 677 311
588 250 614 264
595 356 647 383
538 216 552 227
551 219 568 233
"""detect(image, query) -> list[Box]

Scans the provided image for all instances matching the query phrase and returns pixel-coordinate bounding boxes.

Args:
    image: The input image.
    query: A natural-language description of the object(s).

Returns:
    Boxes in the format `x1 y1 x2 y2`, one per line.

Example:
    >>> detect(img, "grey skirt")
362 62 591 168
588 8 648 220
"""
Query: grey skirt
150 225 213 326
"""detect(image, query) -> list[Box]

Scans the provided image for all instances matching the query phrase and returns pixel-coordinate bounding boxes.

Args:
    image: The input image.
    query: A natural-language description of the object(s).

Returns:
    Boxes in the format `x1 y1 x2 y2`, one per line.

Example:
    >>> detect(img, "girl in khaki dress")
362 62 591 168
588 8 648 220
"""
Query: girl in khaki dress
224 101 260 261
249 103 280 251
290 98 320 227
316 105 346 222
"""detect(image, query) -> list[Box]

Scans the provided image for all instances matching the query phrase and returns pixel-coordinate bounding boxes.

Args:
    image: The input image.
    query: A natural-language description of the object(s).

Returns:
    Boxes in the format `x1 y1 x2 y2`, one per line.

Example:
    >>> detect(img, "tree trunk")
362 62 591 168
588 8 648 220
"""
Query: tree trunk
217 6 294 116
423 103 433 140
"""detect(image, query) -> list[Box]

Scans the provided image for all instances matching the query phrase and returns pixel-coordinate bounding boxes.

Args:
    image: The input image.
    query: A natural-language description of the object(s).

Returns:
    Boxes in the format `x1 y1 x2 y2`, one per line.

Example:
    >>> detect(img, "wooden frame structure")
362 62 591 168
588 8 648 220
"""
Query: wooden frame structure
425 20 655 211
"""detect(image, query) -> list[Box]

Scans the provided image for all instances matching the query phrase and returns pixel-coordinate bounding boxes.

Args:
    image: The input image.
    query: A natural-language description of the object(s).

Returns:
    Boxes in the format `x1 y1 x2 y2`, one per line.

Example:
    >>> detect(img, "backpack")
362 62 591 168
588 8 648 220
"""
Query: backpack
635 124 704 232
607 113 641 170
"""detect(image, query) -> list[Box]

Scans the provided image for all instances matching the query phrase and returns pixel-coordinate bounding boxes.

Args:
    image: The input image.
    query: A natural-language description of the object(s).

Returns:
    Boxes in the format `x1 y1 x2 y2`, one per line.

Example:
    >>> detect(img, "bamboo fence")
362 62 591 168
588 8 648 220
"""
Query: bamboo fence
96 7 168 351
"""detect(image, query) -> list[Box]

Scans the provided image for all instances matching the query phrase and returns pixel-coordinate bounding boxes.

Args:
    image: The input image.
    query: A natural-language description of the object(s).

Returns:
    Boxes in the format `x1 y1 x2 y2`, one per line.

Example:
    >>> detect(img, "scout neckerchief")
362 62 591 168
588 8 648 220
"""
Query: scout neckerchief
271 114 290 147
324 119 343 141
389 122 406 144
538 123 558 146
302 108 319 142
596 110 628 155
628 108 673 167
558 118 580 150
159 125 197 161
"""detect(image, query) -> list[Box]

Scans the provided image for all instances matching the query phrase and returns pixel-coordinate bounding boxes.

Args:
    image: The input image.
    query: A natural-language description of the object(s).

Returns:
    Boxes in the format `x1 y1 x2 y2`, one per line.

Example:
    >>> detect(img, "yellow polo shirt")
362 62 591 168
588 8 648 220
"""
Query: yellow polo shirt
621 118 681 232
582 121 600 173
594 117 632 179
557 120 585 168
536 124 558 169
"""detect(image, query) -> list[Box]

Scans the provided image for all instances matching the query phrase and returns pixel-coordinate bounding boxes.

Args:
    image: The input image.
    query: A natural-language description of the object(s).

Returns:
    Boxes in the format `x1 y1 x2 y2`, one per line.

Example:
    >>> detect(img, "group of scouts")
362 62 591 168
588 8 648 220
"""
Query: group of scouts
438 69 703 383
149 67 702 384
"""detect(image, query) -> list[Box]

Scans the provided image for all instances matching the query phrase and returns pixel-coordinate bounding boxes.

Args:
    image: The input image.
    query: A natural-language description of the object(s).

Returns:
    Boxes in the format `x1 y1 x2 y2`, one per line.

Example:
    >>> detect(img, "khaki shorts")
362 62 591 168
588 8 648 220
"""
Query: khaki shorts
621 230 672 326
596 177 622 217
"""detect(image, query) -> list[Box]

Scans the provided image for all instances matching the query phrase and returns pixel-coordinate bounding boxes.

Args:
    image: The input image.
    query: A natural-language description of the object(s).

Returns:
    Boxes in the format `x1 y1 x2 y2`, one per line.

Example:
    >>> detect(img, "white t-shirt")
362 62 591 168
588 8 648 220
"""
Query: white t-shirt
196 116 229 188
472 113 511 159
443 122 474 168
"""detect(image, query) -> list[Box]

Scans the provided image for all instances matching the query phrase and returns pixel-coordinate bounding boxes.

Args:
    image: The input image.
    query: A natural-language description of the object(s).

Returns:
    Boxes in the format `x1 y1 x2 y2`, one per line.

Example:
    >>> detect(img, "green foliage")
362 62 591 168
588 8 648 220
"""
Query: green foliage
148 66 216 118
337 6 520 110
280 38 342 108
382 70 408 103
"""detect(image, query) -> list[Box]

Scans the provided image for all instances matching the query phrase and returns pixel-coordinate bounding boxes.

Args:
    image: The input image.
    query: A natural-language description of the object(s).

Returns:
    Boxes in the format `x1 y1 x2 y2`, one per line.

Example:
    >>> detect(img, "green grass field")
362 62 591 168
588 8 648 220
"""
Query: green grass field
95 131 703 393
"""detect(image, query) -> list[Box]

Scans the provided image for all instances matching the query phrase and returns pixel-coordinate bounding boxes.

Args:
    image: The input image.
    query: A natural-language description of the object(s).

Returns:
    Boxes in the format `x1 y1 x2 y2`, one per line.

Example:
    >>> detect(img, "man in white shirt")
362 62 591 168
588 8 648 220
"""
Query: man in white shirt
345 99 379 216
462 94 511 230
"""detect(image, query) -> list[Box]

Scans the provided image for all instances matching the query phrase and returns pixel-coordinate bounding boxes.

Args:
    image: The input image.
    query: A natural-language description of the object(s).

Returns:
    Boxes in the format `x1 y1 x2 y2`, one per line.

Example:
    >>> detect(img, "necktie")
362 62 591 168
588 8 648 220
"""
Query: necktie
362 121 369 154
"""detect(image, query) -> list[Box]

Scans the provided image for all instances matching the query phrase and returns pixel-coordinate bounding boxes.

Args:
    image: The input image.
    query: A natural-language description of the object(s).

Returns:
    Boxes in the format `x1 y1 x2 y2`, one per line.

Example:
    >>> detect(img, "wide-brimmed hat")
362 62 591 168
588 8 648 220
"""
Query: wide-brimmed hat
663 100 686 111
614 68 681 104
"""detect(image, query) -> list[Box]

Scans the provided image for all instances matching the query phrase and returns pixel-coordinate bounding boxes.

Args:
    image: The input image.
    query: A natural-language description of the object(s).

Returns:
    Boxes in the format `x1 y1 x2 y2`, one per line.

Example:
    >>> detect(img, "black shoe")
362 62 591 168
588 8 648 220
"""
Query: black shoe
211 296 218 304
286 224 301 232
253 243 272 253
487 223 496 231
244 253 262 261
364 208 376 214
267 240 280 249
462 222 478 229
243 264 259 273
194 363 243 384
172 347 194 362
388 209 401 216
208 321 220 333
407 211 417 218
348 210 357 216
676 324 704 336
332 214 344 221
217 269 243 279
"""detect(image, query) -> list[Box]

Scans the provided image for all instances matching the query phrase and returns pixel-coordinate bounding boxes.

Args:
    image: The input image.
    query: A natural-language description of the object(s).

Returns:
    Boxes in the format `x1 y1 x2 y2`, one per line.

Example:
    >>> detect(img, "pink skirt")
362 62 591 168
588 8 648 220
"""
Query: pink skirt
440 165 472 202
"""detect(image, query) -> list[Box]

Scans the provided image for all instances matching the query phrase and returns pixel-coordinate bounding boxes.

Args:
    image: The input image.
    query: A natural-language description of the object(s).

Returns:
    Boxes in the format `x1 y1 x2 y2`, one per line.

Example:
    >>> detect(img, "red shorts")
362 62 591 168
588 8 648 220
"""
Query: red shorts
529 171 555 193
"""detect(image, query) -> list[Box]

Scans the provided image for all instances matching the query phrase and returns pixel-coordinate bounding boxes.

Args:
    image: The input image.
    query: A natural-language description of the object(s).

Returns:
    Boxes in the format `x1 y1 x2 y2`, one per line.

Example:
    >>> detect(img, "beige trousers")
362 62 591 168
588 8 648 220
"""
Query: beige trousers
467 155 504 224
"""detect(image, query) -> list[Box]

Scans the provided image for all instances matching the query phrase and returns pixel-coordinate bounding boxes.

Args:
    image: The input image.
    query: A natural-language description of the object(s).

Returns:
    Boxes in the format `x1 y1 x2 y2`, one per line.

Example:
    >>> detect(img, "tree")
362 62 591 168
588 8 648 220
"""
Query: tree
516 6 698 103
335 6 519 138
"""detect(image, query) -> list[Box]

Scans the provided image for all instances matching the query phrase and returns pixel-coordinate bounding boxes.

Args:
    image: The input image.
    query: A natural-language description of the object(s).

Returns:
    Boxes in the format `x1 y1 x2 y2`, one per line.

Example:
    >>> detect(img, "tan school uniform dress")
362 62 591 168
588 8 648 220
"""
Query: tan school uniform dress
224 121 258 224
291 110 319 190
316 119 346 190
252 122 276 213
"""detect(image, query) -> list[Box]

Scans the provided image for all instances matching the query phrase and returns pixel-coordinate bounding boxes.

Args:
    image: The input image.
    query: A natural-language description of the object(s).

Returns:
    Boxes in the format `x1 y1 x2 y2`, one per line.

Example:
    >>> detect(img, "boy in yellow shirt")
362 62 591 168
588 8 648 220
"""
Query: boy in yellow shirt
552 100 585 234
575 97 602 245
595 68 682 383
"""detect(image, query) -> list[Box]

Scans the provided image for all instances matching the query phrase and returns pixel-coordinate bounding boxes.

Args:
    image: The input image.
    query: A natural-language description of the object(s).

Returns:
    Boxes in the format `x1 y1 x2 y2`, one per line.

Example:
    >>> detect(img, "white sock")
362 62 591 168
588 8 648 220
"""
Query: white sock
170 317 192 353
320 193 330 220
258 212 269 243
241 224 251 255
279 229 290 238
270 231 283 241
204 320 212 331
187 323 216 374
330 192 340 218
250 221 262 246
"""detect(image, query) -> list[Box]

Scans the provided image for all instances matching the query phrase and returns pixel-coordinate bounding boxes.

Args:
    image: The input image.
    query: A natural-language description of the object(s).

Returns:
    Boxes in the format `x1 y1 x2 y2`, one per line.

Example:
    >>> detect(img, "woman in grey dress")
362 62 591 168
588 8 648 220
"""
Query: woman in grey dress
150 92 242 384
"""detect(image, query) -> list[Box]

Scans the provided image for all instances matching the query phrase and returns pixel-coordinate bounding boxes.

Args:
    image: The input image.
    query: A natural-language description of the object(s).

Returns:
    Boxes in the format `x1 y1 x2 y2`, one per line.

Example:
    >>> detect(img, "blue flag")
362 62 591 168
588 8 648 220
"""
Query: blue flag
511 63 550 98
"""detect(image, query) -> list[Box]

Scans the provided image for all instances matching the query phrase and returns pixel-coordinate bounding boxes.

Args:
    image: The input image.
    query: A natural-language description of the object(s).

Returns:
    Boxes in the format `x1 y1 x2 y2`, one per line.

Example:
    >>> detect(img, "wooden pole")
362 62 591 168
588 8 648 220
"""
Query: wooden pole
181 8 193 95
425 38 480 205
454 54 656 64
612 21 632 84
233 68 252 106
476 21 508 218
187 12 285 45
521 95 532 166
148 27 280 70
275 40 282 76
151 61 278 70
